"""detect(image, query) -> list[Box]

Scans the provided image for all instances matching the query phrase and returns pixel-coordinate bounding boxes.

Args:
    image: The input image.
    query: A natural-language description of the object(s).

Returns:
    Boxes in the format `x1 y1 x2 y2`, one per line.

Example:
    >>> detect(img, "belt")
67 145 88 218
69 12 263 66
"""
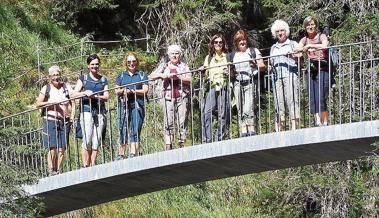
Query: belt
45 114 69 122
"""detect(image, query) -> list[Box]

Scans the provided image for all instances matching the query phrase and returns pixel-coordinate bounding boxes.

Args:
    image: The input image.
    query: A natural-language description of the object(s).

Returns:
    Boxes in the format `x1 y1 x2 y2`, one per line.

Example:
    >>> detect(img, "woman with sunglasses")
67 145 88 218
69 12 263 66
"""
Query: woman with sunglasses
36 65 75 175
74 54 109 167
201 33 231 143
115 52 149 160
150 45 191 150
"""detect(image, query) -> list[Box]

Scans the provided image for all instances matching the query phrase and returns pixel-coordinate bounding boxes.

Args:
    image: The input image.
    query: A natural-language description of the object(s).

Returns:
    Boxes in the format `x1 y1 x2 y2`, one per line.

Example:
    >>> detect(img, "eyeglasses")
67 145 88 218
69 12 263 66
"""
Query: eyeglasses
51 75 61 81
170 52 180 56
213 40 223 45
127 60 137 64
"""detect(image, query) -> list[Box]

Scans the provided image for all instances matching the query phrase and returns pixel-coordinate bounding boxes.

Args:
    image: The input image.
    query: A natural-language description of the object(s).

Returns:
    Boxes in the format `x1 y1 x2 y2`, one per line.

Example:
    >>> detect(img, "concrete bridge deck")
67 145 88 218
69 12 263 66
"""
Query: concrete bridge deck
24 121 379 216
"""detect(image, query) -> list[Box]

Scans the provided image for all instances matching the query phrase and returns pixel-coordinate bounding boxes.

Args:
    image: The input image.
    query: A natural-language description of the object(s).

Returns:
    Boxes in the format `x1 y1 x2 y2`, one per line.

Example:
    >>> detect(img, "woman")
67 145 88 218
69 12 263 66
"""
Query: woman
231 30 265 137
297 16 330 126
115 52 148 159
269 20 301 131
201 33 231 143
150 45 191 150
74 54 109 167
36 65 74 175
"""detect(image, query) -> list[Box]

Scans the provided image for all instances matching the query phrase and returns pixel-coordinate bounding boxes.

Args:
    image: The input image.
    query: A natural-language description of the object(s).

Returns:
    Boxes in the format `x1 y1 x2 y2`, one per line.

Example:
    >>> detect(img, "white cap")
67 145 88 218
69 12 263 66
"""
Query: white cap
48 65 61 75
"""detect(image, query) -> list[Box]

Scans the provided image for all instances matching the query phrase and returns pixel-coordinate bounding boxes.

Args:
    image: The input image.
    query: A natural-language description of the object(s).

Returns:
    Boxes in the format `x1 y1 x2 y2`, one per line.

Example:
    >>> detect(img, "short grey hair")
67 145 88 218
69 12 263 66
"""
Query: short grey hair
48 65 61 75
271 19 290 39
167 44 182 55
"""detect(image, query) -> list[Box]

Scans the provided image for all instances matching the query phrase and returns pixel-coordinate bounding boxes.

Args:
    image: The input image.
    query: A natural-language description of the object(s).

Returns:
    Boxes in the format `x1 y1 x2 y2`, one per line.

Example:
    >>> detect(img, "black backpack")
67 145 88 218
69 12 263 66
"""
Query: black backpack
228 47 256 63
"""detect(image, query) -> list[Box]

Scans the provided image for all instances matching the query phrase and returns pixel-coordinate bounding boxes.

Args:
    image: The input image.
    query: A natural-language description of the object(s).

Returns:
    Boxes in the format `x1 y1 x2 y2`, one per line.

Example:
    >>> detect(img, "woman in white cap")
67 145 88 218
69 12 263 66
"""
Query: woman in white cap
36 65 75 175
150 44 192 150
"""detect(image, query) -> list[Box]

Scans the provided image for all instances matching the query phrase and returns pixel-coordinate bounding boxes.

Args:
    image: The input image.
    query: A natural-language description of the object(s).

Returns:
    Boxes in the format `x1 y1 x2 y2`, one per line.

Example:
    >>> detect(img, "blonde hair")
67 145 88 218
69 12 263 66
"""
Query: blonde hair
123 52 140 69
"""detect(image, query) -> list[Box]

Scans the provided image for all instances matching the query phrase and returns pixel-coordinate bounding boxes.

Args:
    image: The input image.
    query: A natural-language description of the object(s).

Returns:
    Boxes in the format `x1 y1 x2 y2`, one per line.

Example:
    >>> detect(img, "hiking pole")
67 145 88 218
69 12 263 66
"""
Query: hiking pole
270 61 281 132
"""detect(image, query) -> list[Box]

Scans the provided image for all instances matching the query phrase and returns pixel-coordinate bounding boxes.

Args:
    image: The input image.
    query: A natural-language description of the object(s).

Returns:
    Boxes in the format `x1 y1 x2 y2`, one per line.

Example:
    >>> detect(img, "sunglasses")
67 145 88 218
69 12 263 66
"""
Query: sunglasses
213 40 223 45
127 60 137 64
51 76 62 82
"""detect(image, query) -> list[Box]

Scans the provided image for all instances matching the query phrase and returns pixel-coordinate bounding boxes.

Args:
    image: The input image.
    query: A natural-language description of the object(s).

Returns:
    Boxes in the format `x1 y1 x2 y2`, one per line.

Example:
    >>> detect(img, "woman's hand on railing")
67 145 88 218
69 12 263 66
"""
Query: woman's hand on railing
83 90 93 97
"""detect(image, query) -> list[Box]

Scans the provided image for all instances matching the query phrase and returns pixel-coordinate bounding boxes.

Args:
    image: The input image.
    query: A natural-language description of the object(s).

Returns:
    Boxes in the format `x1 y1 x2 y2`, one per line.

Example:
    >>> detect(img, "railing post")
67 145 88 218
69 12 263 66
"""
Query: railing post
36 45 41 88
145 20 150 53
80 38 85 74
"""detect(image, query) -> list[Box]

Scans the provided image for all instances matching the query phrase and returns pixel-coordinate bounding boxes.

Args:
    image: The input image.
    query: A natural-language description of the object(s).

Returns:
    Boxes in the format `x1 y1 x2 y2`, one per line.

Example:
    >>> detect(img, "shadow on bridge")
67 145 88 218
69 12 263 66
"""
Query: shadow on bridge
24 121 378 216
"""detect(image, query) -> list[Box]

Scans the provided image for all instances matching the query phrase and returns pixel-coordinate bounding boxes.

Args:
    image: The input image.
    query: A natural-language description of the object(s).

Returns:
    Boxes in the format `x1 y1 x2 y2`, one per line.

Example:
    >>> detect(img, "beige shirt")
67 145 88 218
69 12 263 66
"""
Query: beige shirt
40 83 73 120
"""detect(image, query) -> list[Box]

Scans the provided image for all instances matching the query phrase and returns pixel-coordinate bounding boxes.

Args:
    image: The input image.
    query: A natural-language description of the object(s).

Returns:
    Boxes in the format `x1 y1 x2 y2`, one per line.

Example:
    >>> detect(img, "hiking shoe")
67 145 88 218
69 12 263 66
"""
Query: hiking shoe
115 155 125 161
48 170 58 176
248 131 256 136
128 153 135 158
241 132 256 137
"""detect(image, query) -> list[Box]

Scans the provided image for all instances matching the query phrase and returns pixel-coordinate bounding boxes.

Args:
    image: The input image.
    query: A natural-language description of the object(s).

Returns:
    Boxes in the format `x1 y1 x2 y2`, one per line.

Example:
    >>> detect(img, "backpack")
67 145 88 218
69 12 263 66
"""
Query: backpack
40 83 70 117
228 47 256 63
322 27 338 68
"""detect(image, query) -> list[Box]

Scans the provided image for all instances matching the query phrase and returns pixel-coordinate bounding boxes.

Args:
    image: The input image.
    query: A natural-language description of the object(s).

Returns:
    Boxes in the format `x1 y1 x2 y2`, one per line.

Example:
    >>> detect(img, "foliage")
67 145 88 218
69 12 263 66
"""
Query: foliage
0 162 43 217
136 0 243 65
261 0 379 42
0 0 79 117
1 0 379 217
0 126 43 217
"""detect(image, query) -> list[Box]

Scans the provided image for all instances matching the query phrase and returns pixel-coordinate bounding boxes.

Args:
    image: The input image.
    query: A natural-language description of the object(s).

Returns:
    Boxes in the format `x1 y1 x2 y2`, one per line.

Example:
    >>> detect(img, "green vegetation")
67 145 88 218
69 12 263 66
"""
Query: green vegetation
0 0 378 217
0 0 78 116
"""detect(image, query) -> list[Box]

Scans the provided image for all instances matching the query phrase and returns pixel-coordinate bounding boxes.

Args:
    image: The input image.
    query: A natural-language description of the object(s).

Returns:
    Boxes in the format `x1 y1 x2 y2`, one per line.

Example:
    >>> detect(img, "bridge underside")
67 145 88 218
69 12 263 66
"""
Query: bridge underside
24 121 379 216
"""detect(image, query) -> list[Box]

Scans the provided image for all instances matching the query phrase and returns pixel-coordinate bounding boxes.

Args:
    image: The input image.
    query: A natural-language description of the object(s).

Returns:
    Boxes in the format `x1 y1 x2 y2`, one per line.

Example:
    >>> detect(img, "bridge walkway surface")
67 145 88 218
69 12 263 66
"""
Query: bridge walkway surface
24 121 379 216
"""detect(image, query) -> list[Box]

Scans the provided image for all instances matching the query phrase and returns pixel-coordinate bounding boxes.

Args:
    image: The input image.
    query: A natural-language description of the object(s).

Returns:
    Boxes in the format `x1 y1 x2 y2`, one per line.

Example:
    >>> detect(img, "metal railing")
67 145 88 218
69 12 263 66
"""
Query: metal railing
0 40 378 178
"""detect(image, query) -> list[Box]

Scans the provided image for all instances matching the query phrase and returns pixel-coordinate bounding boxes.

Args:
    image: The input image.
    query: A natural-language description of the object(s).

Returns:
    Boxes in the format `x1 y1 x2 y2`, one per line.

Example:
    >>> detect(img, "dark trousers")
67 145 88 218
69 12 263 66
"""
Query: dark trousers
201 87 230 143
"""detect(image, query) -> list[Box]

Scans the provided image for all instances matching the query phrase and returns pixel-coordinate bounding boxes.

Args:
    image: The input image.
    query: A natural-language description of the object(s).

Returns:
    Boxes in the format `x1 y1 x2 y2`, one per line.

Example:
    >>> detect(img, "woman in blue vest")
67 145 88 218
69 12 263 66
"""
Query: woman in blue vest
115 52 149 160
74 54 109 167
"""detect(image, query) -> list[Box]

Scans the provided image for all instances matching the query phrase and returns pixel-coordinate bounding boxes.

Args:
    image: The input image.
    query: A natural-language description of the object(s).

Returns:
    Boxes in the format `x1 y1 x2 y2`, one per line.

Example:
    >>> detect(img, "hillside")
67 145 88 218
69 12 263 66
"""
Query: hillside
0 0 378 217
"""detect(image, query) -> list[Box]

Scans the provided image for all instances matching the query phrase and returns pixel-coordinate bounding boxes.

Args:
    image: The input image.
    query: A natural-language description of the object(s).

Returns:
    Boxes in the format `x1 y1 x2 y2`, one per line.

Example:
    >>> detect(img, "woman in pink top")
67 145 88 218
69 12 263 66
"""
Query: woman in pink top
36 66 75 175
297 16 330 126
